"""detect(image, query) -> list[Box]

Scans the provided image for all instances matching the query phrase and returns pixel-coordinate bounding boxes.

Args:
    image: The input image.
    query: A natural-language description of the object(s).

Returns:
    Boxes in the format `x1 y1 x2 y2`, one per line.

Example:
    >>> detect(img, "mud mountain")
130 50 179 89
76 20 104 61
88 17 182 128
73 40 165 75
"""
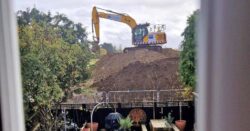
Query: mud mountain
93 57 180 91
65 48 184 104
92 48 181 91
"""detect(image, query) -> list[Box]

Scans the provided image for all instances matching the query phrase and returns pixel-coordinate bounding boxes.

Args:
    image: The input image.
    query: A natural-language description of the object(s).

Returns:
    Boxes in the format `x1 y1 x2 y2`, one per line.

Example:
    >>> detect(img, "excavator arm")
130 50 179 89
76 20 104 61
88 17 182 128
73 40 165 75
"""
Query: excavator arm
92 6 137 43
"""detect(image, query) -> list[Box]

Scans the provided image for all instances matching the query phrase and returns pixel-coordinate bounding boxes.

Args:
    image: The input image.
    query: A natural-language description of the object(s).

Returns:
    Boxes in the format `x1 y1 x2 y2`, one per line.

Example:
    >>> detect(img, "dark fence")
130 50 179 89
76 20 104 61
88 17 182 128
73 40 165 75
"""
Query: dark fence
63 101 195 131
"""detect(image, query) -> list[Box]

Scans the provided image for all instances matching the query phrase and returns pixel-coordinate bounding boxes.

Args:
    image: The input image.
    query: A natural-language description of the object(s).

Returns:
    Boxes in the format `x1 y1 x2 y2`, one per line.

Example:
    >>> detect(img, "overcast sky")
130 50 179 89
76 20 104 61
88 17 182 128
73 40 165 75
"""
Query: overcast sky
14 0 199 49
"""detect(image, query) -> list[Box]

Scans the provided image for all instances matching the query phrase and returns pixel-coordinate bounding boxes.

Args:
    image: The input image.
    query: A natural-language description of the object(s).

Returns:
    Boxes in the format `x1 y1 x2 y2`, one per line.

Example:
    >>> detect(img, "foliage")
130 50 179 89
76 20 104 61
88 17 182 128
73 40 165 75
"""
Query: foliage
179 10 199 90
100 43 122 54
17 8 88 44
18 8 93 130
165 112 174 124
100 43 115 53
73 87 94 96
87 58 99 71
119 117 133 130
182 87 194 100
100 48 108 56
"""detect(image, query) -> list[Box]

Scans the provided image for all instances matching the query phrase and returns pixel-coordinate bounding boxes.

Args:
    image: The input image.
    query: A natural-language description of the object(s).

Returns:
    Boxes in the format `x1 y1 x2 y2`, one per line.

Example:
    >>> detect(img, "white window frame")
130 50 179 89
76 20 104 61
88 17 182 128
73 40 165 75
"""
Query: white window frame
0 0 25 131
0 0 250 131
197 0 250 130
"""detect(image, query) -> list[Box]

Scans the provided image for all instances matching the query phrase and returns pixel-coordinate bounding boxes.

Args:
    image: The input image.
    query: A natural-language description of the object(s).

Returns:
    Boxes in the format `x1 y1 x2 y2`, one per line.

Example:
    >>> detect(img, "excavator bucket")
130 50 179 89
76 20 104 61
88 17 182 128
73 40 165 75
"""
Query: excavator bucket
91 42 100 53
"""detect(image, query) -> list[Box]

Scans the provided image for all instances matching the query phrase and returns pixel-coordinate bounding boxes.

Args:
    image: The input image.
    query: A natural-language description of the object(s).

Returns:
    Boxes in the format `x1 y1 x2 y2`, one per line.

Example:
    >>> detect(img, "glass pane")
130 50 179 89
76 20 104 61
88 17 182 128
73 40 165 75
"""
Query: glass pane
13 0 199 130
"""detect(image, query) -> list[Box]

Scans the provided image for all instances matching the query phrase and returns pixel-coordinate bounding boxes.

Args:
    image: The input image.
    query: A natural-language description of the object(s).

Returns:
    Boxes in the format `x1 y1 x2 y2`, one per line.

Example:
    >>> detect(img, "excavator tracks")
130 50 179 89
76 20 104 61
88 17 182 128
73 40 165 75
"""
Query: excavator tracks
123 46 162 53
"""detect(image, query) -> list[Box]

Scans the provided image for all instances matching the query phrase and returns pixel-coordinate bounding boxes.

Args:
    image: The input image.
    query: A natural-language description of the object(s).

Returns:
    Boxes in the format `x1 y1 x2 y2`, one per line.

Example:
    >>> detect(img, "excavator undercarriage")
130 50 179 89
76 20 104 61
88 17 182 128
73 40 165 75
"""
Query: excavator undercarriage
123 45 162 53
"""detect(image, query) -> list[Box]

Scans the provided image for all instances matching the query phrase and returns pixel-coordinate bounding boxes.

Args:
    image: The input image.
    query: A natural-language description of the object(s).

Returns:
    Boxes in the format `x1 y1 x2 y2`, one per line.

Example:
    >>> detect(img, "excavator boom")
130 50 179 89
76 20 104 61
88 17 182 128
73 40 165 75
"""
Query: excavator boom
92 6 137 43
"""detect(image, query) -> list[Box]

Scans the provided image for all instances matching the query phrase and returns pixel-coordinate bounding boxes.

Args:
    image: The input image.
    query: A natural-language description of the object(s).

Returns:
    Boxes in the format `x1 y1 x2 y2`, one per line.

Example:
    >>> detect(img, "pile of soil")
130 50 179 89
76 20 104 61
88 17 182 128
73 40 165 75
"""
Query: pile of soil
92 48 181 91
65 48 184 104
92 48 179 84
93 58 180 91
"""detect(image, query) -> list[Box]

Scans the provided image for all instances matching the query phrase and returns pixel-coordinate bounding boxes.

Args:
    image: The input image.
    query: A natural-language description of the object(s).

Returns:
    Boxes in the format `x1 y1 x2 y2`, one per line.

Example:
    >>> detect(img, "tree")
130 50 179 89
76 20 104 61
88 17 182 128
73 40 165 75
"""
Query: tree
18 8 93 130
100 43 115 53
17 8 89 45
100 43 122 53
179 10 199 90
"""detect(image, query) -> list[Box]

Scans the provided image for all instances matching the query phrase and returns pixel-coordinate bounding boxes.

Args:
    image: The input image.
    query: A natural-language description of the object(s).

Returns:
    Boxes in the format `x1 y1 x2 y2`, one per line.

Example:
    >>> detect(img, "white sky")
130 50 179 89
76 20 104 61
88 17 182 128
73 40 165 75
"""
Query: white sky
14 0 199 49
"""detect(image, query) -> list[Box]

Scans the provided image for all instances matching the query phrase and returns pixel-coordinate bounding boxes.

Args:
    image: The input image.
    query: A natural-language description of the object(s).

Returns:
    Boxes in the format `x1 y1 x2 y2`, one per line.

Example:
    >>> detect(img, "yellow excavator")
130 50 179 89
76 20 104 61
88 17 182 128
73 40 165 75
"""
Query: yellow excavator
92 6 167 53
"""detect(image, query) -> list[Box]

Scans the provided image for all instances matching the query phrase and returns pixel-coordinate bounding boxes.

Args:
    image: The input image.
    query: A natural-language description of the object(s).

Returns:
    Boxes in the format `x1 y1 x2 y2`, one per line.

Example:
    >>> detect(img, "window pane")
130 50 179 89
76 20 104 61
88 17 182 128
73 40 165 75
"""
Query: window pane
13 0 199 130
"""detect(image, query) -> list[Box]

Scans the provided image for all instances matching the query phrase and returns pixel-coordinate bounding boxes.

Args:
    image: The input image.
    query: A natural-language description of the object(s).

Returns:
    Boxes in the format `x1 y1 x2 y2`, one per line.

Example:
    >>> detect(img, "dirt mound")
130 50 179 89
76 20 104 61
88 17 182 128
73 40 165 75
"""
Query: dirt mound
161 48 180 57
90 48 184 103
66 48 183 104
93 57 181 91
92 48 179 84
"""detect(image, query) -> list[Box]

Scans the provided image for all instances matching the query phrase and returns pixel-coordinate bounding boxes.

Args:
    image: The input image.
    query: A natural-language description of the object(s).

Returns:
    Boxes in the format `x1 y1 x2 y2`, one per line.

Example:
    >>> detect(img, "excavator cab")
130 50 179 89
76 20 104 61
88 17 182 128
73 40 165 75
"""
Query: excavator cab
124 23 166 53
132 23 149 44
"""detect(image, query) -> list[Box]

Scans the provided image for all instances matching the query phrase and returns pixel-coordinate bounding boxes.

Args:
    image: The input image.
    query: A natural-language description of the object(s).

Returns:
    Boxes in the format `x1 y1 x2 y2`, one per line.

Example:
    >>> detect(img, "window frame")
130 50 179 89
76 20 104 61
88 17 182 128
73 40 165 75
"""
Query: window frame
0 0 25 131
